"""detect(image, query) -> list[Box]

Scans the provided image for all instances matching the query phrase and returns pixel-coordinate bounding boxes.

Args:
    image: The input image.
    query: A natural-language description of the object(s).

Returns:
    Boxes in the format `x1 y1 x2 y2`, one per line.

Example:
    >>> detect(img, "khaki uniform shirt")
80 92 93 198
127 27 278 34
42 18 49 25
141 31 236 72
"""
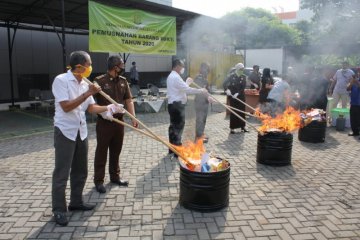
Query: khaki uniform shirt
94 73 132 119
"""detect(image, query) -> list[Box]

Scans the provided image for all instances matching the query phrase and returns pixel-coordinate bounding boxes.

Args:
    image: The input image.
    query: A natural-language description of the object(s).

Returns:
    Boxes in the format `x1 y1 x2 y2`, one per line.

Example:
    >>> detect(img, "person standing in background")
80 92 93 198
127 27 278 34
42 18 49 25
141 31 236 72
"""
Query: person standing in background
193 62 212 143
130 61 139 86
224 63 248 134
330 61 354 108
248 65 261 90
259 68 274 103
93 56 138 194
347 69 360 137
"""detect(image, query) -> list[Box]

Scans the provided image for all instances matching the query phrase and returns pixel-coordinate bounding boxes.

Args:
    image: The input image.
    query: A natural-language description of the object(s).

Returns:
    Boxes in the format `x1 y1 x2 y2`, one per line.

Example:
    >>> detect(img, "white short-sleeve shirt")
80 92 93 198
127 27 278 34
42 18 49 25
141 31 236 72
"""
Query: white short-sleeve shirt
52 70 95 141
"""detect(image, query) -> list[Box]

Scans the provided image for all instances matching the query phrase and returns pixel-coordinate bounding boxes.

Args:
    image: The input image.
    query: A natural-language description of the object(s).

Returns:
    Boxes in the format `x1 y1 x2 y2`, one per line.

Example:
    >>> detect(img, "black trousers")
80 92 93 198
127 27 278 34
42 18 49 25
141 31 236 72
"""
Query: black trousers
52 127 88 213
168 102 185 153
350 105 360 135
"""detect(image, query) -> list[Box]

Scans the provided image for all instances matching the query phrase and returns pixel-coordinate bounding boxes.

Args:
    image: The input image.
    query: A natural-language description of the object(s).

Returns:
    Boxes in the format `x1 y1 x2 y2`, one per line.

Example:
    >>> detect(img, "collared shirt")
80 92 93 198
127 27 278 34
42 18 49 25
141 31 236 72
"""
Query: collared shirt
166 70 203 104
333 68 354 94
94 73 131 119
52 70 95 141
267 79 290 103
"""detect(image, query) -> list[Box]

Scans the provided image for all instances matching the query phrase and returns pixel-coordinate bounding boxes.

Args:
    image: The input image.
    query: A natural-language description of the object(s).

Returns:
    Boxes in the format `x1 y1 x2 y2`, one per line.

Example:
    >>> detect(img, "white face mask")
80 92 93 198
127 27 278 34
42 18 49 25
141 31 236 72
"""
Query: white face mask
180 68 185 75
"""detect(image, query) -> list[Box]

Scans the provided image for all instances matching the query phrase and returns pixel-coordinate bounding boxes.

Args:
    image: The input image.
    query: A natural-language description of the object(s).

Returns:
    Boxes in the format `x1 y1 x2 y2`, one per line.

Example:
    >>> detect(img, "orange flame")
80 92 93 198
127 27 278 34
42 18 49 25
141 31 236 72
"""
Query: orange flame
173 138 205 170
256 106 301 133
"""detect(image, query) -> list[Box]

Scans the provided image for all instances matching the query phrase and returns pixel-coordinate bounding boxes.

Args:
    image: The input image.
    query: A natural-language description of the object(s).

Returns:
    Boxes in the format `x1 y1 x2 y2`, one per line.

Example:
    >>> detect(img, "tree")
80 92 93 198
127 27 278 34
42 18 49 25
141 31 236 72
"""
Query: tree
301 0 360 19
221 8 302 49
301 0 360 44
293 20 312 45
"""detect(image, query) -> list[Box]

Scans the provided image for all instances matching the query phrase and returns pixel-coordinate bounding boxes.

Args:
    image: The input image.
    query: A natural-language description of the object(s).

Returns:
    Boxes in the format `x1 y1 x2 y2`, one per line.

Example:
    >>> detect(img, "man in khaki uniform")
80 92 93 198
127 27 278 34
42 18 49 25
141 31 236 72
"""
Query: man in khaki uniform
93 56 138 193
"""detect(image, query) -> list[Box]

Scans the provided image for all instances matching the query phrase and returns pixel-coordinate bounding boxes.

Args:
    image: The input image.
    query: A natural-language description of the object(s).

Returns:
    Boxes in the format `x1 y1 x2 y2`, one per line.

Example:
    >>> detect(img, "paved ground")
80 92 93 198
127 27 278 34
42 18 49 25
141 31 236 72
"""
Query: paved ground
0 95 359 240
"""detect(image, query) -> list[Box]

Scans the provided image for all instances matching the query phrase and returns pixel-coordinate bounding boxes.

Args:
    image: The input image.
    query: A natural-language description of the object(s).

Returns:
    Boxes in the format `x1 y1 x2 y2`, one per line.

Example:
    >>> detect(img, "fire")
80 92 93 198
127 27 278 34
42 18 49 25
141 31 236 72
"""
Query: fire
256 106 301 133
173 138 205 170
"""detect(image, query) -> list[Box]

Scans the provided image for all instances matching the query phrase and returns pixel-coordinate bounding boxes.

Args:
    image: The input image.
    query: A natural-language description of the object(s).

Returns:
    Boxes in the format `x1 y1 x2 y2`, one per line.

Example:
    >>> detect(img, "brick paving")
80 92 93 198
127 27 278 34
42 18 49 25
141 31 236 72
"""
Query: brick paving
0 95 359 240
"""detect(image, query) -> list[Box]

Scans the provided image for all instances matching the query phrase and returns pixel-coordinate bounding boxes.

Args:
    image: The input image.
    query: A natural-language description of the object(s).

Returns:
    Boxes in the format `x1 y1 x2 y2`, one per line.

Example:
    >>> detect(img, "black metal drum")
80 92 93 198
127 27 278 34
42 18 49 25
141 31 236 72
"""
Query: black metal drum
179 164 230 212
257 132 293 166
298 121 326 143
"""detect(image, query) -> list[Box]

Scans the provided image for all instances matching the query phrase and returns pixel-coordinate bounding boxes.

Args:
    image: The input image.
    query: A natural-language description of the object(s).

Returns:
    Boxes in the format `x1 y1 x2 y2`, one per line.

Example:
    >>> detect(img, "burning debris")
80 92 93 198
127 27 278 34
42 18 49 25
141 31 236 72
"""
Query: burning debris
298 109 327 143
255 106 302 134
300 108 327 126
174 139 229 172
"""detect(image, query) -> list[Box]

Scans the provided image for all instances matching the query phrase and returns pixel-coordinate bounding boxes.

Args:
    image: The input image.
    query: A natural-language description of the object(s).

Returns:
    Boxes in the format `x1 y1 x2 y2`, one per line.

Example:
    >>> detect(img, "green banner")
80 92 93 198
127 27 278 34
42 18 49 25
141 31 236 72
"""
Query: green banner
89 1 176 55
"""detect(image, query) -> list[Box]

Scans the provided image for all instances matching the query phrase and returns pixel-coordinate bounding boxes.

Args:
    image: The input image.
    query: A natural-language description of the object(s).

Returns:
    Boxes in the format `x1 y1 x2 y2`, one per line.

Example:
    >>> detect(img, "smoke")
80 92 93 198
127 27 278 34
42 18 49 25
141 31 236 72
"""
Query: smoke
284 1 360 111
178 16 231 140
179 16 227 52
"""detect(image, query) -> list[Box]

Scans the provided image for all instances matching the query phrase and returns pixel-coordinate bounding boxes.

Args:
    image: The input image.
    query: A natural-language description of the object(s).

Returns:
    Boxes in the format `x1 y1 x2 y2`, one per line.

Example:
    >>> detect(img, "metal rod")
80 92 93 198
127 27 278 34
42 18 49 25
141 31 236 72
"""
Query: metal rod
191 82 260 133
82 78 191 165
110 117 159 141
226 105 257 118
230 94 258 112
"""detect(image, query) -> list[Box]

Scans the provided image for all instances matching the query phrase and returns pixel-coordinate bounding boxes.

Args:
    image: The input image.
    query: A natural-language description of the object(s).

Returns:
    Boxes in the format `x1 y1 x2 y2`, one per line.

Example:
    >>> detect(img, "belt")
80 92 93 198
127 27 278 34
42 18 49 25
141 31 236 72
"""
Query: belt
168 101 185 105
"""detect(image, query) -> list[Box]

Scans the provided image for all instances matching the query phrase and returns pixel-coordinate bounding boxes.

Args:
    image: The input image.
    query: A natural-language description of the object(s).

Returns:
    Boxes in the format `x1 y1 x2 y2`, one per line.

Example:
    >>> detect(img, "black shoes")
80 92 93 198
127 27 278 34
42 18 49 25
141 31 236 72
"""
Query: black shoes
68 203 96 211
111 179 129 187
95 184 106 194
230 129 235 134
348 132 359 136
54 212 68 226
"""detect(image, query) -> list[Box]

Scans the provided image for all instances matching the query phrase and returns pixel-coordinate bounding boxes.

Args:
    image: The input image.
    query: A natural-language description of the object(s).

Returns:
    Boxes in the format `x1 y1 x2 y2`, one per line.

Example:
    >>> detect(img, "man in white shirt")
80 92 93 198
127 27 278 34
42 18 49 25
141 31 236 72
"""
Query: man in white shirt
266 78 291 116
51 51 123 226
166 59 208 157
331 61 354 108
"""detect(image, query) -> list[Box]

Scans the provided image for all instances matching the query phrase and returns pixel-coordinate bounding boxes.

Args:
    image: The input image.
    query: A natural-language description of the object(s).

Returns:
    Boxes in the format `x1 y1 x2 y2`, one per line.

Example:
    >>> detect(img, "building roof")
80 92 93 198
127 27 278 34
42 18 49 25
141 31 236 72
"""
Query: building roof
275 11 297 20
0 0 207 33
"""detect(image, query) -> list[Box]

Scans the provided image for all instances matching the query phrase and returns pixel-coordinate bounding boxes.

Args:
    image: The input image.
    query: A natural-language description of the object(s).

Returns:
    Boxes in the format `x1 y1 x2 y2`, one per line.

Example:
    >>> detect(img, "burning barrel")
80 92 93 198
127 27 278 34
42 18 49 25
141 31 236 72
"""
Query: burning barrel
257 132 293 166
179 162 230 212
298 120 326 143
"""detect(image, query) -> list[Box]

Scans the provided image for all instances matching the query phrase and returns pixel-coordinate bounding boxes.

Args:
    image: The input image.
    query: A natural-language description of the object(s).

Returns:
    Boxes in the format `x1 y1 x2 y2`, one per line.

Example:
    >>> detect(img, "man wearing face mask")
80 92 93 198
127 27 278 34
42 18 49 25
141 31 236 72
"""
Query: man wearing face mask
193 62 212 143
51 51 124 226
166 59 208 157
224 63 248 134
93 55 138 194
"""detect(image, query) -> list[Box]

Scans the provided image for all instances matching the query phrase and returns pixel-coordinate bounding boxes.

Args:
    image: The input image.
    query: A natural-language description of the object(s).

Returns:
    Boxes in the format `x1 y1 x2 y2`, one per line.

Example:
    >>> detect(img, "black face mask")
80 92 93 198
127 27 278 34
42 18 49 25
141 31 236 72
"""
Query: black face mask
115 67 125 77
118 68 125 76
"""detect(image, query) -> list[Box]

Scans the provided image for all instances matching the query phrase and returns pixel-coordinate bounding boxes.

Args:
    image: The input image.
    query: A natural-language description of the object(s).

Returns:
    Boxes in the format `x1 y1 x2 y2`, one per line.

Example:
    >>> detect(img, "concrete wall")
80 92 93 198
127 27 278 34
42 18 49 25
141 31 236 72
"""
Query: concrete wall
239 48 284 74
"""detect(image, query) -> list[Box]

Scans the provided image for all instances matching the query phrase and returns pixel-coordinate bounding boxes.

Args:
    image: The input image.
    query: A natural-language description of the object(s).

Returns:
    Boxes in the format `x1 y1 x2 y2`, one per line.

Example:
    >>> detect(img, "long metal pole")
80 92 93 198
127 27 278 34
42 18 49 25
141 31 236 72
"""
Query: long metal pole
6 22 15 107
191 82 260 133
61 0 66 71
82 78 192 166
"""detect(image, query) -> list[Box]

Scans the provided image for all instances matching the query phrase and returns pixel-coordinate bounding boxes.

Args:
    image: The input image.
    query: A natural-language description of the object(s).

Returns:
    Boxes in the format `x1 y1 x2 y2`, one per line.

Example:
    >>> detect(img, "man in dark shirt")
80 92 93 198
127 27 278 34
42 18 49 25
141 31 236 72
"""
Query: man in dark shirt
93 55 138 193
347 69 360 137
248 65 261 90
